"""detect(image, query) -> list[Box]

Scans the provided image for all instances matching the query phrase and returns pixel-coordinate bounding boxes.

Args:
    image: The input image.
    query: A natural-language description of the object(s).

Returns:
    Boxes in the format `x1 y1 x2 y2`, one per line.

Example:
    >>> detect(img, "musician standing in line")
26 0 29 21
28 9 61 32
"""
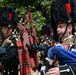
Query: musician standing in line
45 0 76 75
0 6 19 75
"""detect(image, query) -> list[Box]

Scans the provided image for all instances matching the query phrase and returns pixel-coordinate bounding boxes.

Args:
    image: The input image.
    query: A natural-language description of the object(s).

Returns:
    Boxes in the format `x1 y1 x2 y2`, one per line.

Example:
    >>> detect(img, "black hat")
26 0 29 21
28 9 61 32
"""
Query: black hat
51 0 76 25
0 6 19 28
41 24 52 36
51 0 76 41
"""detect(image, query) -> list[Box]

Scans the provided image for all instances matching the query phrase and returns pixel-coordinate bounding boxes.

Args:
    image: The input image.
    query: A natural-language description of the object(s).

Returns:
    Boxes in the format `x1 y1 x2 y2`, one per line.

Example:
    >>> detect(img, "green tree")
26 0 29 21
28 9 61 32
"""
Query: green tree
0 0 53 36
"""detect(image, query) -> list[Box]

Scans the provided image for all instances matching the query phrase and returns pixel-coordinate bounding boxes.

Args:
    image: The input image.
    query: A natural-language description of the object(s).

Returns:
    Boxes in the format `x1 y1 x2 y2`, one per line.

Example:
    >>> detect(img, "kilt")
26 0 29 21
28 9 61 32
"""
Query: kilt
30 50 39 70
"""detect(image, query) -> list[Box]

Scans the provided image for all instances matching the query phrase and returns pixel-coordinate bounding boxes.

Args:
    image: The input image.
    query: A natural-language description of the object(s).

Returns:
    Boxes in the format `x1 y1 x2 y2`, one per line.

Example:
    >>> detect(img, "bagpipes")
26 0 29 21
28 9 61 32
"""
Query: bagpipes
39 30 76 75
21 6 39 71
13 6 39 75
40 32 76 75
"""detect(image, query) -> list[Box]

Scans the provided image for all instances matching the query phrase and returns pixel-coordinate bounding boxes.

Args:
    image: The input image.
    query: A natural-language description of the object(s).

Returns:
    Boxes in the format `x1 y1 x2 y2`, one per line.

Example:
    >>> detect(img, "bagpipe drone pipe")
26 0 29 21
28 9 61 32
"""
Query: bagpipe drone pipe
13 6 39 75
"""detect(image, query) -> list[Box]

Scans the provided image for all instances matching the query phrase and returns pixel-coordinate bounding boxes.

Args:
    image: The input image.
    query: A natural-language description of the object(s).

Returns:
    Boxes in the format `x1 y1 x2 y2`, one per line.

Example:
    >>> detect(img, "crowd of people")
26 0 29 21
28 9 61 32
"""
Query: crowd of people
0 0 76 75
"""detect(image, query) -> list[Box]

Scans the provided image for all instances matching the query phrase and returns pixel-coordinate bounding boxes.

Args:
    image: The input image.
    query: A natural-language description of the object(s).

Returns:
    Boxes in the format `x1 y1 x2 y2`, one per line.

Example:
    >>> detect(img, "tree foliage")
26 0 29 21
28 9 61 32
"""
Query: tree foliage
0 0 53 36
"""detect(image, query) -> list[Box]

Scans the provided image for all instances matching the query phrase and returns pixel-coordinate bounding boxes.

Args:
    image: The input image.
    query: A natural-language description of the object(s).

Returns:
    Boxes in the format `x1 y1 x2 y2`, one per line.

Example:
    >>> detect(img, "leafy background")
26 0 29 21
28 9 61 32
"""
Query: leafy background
0 0 53 37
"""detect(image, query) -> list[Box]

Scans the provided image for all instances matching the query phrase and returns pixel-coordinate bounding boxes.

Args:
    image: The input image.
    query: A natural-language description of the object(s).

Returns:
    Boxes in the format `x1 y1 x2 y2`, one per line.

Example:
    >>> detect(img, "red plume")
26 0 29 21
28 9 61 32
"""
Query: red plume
64 0 71 14
8 13 13 20
8 6 13 20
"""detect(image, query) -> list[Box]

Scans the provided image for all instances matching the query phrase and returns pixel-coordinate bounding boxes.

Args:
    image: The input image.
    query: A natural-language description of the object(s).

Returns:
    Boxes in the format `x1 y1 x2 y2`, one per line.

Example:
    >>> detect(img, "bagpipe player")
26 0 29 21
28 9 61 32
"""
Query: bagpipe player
45 0 76 75
0 6 19 75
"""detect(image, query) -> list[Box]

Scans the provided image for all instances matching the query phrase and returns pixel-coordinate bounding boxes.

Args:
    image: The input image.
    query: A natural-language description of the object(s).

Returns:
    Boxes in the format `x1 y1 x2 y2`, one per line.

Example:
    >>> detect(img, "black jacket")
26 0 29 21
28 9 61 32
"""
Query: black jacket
59 64 76 75
0 36 18 65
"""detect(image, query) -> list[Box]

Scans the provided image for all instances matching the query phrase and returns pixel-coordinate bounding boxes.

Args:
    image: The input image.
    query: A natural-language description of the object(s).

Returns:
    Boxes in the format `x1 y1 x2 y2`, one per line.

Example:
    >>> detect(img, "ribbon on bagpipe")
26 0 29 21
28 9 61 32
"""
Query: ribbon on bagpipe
14 7 32 75
22 6 39 71
15 6 39 75
16 23 31 75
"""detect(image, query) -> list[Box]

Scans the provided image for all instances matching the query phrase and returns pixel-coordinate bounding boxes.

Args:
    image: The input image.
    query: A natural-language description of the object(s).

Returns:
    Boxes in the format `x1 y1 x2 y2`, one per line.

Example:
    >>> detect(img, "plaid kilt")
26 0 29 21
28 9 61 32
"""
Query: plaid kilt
16 40 31 75
30 50 39 70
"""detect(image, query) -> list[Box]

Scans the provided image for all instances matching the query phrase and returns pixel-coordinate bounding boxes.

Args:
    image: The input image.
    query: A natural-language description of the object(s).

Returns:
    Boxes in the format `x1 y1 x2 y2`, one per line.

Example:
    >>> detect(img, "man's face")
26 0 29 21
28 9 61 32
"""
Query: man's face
57 23 71 39
1 26 12 37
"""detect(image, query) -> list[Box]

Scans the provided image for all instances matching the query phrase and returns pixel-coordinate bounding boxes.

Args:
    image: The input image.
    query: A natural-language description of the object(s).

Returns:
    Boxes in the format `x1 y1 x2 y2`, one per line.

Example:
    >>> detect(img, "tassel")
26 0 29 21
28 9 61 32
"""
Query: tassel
64 0 71 14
